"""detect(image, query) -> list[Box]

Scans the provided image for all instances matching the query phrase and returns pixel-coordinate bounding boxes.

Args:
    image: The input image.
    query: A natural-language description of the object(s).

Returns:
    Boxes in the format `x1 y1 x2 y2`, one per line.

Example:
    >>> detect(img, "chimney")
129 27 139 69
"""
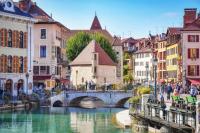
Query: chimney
18 0 31 13
183 8 197 27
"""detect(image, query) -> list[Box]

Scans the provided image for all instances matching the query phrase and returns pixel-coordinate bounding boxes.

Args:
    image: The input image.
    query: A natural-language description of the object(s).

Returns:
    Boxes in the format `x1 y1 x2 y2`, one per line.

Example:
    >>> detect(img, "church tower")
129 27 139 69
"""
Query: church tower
90 13 102 30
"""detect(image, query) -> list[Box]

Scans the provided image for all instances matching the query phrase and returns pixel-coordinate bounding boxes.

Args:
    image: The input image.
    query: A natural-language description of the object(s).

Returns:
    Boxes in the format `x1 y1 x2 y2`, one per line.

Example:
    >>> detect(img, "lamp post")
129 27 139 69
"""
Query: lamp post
153 58 158 100
25 73 29 95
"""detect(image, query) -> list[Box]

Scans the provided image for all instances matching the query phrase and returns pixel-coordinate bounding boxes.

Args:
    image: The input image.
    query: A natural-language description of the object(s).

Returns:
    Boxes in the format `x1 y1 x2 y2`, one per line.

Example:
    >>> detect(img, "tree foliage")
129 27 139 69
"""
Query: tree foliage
66 32 117 62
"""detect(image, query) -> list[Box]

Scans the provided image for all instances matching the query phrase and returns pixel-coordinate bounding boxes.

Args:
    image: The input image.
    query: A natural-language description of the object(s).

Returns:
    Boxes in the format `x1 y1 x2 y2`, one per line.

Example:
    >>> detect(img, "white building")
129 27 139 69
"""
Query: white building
0 0 35 94
134 48 153 83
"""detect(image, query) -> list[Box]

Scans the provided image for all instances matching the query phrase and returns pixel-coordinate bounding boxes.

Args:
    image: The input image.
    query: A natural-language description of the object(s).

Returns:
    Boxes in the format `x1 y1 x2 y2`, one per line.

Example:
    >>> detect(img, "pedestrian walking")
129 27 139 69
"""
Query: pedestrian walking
167 83 172 100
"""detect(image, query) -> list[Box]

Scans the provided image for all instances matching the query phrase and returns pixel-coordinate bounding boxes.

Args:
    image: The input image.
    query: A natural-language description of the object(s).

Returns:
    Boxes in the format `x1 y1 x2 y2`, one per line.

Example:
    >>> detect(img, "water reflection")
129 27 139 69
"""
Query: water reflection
0 107 131 133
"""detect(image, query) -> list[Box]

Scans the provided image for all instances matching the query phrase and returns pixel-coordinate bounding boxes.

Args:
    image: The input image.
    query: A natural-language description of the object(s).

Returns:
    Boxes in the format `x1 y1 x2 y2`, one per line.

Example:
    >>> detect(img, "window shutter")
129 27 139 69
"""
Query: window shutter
188 49 191 59
188 66 190 76
13 31 16 48
196 35 199 42
24 32 27 48
4 29 7 47
197 65 199 76
4 55 7 73
15 56 19 73
0 55 2 72
0 29 3 46
24 57 27 73
16 31 19 48
12 56 15 73
188 35 190 42
196 48 199 58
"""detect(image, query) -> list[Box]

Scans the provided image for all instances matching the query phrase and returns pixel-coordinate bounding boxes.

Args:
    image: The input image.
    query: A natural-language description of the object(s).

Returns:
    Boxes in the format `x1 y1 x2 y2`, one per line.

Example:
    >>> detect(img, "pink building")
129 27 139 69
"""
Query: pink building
182 8 200 85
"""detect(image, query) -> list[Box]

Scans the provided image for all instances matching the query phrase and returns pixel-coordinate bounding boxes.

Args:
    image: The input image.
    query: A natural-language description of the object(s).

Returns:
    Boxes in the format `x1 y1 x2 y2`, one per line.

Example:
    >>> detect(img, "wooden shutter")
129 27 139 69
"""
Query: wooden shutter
12 31 16 48
196 35 199 42
0 55 2 72
197 65 199 76
16 31 19 48
12 56 15 73
24 57 27 73
196 49 199 58
187 66 190 76
4 29 7 47
3 55 7 73
188 49 191 59
24 32 27 48
15 56 19 73
0 29 3 46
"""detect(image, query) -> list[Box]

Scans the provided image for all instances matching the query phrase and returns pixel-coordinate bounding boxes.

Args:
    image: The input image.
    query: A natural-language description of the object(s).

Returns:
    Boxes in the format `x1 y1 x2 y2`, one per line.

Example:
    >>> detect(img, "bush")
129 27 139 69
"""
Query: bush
128 96 141 104
137 86 151 96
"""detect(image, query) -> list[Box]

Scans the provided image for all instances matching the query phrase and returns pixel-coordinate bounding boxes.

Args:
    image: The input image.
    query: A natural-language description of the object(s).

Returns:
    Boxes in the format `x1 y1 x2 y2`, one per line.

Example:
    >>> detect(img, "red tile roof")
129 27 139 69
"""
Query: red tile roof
70 40 116 66
182 17 200 31
167 27 182 35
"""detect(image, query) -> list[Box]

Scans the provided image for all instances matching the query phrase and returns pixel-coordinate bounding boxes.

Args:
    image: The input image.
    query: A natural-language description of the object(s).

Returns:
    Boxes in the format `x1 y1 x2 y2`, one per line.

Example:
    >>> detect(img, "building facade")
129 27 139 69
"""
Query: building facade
70 40 117 88
156 34 167 82
166 27 182 83
182 8 200 85
0 0 35 94
17 0 70 87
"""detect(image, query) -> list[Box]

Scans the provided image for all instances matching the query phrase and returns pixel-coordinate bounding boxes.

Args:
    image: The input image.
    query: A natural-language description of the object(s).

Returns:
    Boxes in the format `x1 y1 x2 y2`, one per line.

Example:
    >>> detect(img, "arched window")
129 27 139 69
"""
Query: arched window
19 56 23 73
20 31 23 48
8 30 12 47
7 55 12 73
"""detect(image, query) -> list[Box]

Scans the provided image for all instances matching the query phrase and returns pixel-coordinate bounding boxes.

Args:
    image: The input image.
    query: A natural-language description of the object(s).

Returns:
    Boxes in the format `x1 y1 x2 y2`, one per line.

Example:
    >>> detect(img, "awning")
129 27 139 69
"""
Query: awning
188 79 200 85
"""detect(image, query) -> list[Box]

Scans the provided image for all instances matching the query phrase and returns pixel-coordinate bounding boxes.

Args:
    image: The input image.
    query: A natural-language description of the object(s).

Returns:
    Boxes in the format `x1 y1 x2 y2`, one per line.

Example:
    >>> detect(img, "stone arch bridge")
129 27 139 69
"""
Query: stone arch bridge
50 91 133 107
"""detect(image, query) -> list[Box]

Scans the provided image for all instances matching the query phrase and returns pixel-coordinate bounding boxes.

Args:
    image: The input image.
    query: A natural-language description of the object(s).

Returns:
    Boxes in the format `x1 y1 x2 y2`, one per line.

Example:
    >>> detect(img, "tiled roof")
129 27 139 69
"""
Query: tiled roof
90 15 102 30
70 40 116 66
35 21 70 30
167 27 182 35
15 0 53 21
112 36 122 46
0 1 32 18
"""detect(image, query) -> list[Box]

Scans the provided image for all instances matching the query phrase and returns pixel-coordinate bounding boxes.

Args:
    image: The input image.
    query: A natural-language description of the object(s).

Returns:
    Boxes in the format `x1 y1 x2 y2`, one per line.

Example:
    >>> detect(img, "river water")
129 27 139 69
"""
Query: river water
0 107 132 133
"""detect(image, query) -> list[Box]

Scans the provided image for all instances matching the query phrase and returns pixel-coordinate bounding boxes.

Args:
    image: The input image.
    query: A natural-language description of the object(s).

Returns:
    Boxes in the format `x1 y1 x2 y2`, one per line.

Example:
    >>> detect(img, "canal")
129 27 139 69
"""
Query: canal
0 107 132 133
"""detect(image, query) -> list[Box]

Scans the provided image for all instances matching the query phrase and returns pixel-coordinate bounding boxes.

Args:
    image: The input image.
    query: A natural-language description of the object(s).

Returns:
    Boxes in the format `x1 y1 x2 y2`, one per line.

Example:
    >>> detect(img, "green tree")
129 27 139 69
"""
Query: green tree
66 32 117 62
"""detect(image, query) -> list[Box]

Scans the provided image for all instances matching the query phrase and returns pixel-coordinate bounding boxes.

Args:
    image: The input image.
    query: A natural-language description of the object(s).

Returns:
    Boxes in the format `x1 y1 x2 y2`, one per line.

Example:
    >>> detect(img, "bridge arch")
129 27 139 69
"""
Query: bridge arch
115 97 131 108
69 96 105 107
53 100 63 107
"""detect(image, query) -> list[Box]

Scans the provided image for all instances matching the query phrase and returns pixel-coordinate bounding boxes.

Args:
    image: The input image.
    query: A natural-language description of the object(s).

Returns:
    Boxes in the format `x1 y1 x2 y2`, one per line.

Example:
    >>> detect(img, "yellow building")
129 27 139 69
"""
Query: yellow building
166 28 182 83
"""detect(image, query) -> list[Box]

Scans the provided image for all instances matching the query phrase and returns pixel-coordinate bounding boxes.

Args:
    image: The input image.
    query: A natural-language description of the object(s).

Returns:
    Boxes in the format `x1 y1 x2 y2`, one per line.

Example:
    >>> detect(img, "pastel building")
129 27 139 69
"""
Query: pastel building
182 8 200 85
166 27 182 82
17 0 70 87
134 39 154 83
0 0 35 94
70 40 117 88
156 34 167 82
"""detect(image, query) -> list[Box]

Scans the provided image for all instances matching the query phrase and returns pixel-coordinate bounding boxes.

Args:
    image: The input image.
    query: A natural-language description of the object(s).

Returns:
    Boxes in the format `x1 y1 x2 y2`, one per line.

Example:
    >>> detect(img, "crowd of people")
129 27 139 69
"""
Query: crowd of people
159 82 199 101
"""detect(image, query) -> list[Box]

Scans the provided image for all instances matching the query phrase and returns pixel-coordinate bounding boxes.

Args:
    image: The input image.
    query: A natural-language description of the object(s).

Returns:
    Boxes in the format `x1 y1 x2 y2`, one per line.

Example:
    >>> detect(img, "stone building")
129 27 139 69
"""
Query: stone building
0 0 35 94
70 40 117 88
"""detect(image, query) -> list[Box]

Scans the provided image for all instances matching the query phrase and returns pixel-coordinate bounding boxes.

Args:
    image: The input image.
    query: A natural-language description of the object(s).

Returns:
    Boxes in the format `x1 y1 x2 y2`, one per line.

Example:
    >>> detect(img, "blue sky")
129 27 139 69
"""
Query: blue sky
18 0 200 38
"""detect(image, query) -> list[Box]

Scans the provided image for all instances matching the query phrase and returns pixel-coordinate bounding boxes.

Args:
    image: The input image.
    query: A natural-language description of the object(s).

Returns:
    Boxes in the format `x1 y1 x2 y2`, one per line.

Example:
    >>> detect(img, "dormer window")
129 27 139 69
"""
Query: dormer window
3 0 15 12
7 2 12 8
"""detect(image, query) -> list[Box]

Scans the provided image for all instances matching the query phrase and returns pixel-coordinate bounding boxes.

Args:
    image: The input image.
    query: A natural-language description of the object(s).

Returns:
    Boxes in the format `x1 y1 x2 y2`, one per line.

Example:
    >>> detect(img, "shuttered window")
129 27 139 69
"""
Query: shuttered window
19 56 23 73
0 55 2 72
